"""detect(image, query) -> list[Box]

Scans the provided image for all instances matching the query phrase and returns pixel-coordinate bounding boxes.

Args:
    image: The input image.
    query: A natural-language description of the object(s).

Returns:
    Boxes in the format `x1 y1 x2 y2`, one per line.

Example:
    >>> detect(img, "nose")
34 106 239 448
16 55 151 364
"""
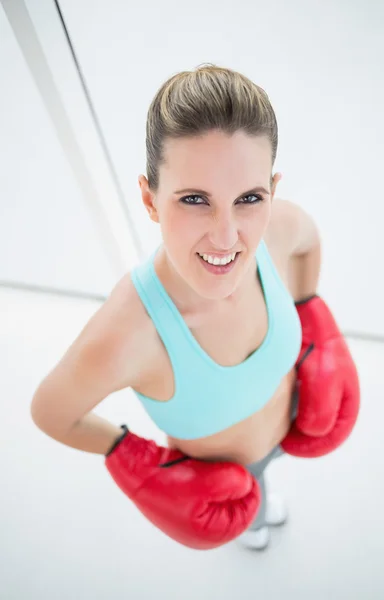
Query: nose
207 210 238 251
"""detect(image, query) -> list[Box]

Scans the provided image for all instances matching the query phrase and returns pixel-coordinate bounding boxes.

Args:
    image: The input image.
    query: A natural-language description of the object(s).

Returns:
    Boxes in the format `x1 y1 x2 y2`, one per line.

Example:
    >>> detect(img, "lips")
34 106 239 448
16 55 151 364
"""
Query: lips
198 252 237 266
196 251 240 274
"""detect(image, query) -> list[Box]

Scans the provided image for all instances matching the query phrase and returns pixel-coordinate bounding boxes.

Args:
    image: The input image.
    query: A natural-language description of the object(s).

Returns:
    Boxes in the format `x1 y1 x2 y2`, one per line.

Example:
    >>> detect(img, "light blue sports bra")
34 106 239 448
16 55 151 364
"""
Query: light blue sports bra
130 240 302 440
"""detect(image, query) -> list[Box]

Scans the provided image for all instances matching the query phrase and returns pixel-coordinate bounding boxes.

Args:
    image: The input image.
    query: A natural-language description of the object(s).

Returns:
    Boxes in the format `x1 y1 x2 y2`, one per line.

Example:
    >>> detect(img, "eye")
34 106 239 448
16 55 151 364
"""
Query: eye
179 195 207 205
237 194 264 205
179 193 264 206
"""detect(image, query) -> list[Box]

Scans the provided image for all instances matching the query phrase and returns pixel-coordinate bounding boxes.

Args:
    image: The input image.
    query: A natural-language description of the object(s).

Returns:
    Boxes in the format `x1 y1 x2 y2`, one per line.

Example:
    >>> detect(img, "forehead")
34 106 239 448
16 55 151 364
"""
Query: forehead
160 130 272 187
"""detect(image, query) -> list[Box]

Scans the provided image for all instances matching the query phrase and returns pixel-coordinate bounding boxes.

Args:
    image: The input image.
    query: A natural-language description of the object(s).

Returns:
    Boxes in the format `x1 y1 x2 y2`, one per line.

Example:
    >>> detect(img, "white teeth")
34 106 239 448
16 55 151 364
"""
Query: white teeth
199 252 237 266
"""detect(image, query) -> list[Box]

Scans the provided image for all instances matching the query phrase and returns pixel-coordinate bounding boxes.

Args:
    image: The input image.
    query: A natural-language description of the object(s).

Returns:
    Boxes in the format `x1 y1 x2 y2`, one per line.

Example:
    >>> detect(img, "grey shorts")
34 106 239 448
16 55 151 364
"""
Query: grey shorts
245 389 299 531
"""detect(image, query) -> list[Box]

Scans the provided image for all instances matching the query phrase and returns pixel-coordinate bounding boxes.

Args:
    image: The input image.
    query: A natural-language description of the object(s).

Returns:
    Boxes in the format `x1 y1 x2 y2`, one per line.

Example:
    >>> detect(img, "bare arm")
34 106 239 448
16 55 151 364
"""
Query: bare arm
30 275 141 455
38 413 123 455
265 198 322 301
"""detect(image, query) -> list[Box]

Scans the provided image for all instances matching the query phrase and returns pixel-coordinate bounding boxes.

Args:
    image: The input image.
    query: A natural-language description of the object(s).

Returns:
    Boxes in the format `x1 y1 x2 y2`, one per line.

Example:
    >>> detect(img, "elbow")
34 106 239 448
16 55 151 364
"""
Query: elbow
30 390 79 444
30 392 49 433
30 389 63 438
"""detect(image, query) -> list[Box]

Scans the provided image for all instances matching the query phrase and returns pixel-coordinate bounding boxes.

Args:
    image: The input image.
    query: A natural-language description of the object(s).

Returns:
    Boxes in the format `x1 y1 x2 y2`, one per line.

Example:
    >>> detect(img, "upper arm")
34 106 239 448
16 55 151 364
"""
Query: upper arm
264 198 321 259
30 275 142 436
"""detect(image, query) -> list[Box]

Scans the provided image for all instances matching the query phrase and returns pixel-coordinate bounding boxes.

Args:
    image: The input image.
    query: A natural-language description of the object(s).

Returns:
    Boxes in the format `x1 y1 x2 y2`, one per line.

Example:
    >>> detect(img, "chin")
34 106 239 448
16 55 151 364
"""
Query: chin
193 252 251 297
193 275 243 301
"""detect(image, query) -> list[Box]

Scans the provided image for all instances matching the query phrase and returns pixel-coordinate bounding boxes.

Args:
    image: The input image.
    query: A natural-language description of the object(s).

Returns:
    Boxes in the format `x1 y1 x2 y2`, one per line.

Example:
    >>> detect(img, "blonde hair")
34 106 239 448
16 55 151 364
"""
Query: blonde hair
145 63 278 191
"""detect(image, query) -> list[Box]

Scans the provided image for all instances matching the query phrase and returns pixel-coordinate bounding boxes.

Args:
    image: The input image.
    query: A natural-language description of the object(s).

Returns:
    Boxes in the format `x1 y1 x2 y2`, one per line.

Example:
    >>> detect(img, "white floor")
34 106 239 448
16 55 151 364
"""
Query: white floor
1 287 384 600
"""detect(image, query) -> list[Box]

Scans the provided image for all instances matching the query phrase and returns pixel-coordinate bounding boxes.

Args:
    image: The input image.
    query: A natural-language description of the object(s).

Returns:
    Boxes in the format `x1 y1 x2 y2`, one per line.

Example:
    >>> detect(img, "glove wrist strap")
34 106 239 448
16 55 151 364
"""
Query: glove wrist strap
105 424 129 457
295 293 318 306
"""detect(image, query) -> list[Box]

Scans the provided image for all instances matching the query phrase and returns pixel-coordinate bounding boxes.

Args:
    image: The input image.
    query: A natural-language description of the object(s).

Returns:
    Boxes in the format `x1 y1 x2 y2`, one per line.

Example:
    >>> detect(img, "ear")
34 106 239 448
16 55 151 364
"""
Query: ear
270 172 282 201
138 175 160 223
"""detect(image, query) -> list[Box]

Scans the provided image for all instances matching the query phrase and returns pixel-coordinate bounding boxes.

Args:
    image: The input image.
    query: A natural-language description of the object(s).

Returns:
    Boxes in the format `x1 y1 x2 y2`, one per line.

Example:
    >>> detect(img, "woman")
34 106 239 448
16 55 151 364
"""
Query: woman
30 64 360 551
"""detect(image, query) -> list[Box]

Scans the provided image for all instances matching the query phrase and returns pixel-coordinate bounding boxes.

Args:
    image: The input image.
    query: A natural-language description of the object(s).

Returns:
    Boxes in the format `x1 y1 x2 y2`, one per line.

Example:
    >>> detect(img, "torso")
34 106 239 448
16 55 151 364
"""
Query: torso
126 239 297 466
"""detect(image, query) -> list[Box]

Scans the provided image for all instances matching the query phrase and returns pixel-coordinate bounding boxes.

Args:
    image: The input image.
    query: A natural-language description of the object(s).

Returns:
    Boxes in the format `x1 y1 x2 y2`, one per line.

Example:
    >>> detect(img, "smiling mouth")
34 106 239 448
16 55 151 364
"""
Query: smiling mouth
196 251 241 273
197 252 239 266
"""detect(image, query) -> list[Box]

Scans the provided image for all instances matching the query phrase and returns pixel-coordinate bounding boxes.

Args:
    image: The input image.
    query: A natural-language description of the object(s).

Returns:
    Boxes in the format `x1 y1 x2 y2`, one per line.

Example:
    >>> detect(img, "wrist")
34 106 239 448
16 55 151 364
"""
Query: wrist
295 293 318 305
105 425 129 457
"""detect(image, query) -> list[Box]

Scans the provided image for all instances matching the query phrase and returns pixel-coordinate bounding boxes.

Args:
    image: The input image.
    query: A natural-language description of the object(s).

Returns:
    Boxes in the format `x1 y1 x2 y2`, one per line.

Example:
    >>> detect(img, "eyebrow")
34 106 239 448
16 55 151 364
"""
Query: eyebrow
173 186 270 197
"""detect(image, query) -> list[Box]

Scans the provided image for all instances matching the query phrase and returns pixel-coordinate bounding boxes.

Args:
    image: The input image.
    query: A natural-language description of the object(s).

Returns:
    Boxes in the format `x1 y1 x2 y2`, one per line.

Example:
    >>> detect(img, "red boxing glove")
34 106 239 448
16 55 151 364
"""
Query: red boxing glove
281 295 360 458
105 428 261 550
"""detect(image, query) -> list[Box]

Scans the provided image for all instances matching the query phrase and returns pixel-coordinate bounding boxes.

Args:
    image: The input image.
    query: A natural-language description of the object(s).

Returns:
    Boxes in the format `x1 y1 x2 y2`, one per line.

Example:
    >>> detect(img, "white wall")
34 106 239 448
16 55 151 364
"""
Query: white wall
1 0 141 297
0 3 117 297
2 0 384 334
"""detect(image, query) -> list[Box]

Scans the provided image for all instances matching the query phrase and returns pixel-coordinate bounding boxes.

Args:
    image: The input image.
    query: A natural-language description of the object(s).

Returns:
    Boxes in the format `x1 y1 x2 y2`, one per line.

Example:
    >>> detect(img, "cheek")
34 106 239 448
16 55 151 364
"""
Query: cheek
160 206 199 246
241 204 271 239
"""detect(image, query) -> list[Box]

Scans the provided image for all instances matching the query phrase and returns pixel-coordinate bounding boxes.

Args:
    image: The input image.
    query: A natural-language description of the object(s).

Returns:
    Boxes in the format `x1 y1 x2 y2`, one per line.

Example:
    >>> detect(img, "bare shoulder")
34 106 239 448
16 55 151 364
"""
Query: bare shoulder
80 271 155 389
37 271 153 398
264 197 320 260
31 271 156 434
